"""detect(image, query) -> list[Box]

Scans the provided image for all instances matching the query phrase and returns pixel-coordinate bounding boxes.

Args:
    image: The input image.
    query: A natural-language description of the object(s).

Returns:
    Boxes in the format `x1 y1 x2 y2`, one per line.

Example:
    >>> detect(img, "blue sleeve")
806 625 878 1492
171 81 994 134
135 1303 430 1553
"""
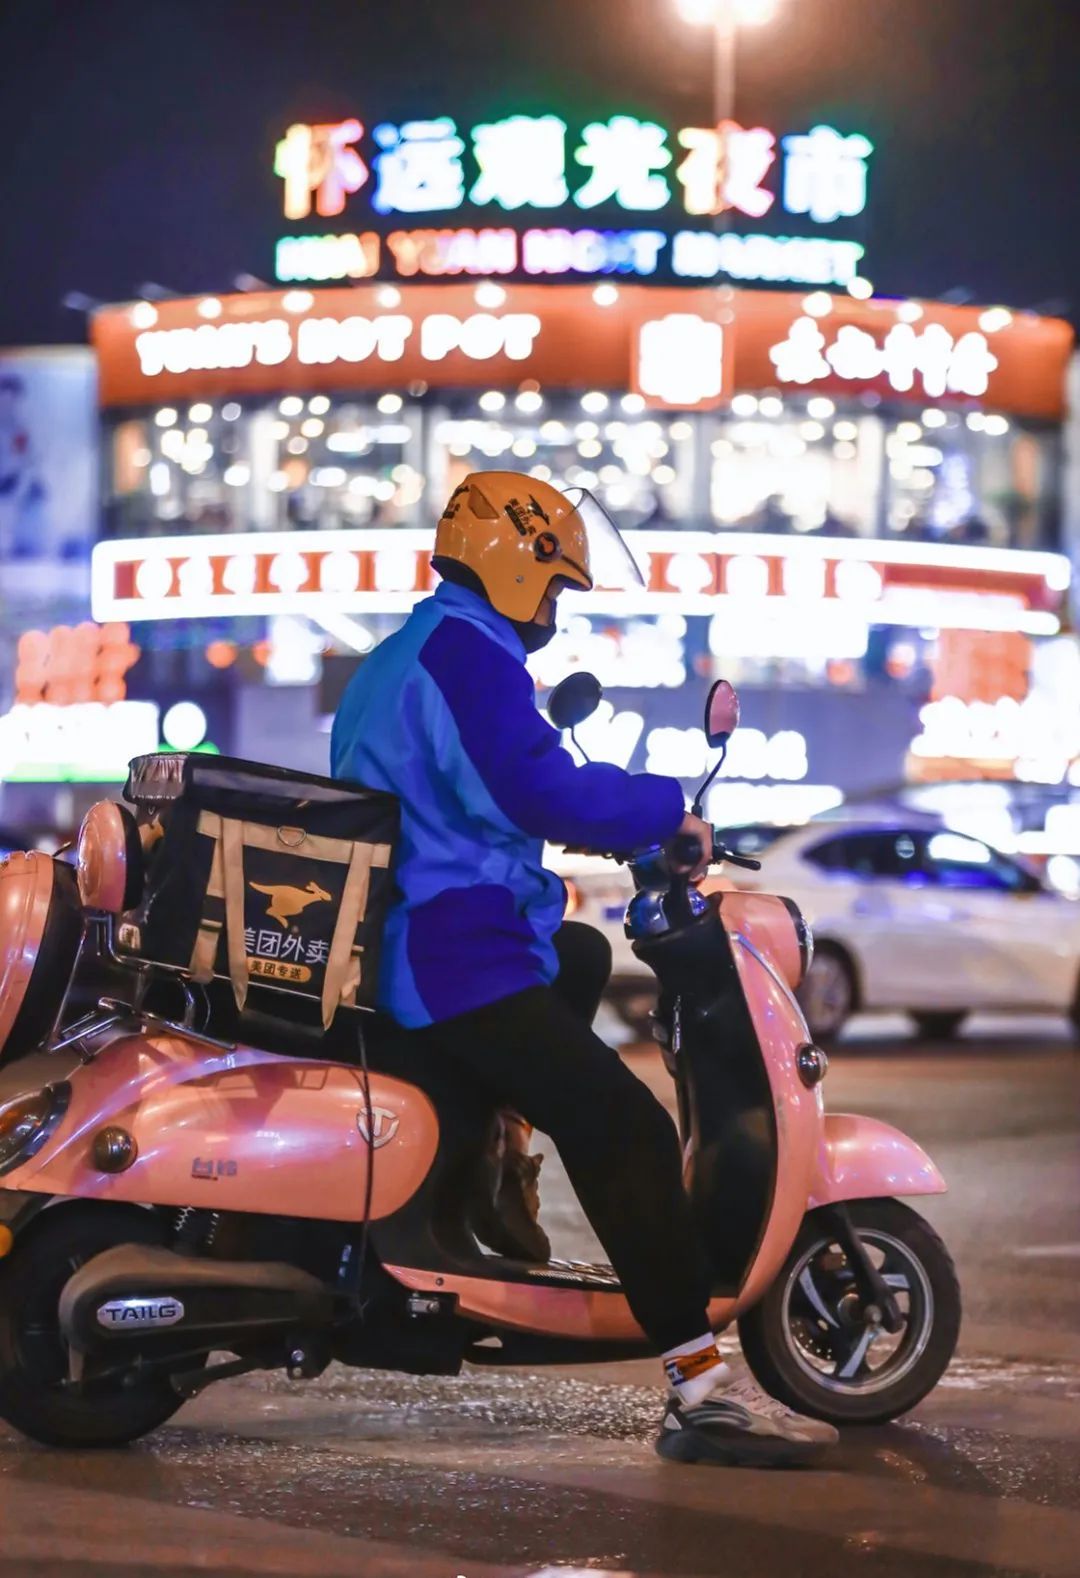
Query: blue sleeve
420 617 685 852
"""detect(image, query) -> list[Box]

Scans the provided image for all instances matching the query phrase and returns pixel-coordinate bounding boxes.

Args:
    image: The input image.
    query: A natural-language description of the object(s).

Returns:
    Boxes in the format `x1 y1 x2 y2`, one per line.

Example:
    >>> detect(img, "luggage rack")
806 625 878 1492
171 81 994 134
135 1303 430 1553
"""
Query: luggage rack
45 910 372 1065
45 912 233 1061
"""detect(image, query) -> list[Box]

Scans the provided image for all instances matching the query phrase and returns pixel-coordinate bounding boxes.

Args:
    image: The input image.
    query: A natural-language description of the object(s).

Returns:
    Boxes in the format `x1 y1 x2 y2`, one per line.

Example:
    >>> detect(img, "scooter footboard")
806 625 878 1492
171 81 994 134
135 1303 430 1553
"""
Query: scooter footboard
809 1113 946 1208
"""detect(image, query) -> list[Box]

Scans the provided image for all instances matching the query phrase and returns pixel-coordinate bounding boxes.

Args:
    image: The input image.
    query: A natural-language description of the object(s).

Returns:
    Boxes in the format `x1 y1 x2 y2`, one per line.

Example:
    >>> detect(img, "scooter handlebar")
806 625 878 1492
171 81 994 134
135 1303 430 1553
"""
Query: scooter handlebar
670 831 762 873
713 834 762 872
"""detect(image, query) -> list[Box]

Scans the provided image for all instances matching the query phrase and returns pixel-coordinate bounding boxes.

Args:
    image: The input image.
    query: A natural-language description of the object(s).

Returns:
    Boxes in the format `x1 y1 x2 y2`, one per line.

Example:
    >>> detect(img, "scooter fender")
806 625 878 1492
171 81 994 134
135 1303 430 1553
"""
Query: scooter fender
2 1030 439 1223
809 1113 947 1208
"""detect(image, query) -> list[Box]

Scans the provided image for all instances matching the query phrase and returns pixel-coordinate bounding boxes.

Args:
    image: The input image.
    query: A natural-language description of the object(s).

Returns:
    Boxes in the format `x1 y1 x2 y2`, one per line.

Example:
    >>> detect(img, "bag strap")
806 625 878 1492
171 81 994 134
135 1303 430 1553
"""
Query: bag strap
221 816 250 1011
189 812 224 982
322 841 388 1028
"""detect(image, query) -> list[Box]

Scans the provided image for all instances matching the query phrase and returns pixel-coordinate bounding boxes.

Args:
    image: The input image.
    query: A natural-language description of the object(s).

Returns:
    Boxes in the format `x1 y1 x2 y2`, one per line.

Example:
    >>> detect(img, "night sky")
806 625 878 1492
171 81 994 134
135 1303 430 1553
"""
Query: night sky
1 0 1078 347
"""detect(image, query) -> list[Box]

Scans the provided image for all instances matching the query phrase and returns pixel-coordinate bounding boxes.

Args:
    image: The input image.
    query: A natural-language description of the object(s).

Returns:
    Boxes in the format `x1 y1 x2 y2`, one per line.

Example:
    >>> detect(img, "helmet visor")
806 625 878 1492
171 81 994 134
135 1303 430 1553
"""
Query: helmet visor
563 487 646 591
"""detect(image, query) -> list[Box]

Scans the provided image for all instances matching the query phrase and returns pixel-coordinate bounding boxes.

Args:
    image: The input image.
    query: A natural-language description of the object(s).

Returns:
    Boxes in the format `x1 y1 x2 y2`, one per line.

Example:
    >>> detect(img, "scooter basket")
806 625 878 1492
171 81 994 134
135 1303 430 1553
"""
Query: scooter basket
120 754 399 1025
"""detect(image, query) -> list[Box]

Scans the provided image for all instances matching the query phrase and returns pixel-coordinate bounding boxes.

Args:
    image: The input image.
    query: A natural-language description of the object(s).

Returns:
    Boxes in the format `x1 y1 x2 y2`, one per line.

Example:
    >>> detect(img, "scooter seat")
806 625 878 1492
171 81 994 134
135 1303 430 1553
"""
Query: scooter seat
202 977 396 1067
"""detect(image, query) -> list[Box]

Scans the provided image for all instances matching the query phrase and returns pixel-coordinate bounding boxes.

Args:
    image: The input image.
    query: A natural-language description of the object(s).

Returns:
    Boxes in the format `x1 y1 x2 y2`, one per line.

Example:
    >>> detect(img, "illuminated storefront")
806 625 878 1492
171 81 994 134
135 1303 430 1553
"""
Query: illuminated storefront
95 99 1071 566
96 280 1070 555
71 99 1080 854
89 276 1074 829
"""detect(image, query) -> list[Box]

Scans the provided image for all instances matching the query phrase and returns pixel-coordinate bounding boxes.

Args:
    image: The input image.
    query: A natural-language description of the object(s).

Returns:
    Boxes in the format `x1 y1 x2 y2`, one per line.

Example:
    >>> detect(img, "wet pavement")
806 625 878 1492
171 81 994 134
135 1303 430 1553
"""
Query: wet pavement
0 1015 1077 1576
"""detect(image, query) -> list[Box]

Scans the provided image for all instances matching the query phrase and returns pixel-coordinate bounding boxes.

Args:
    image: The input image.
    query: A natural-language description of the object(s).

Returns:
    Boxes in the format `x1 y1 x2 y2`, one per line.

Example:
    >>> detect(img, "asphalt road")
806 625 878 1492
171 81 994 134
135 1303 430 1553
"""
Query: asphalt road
0 1015 1076 1578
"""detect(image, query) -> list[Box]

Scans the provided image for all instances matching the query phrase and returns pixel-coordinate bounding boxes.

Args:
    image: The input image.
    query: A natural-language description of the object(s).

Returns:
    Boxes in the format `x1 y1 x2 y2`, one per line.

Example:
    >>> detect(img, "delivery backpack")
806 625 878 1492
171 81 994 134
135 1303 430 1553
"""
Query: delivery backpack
120 753 399 1027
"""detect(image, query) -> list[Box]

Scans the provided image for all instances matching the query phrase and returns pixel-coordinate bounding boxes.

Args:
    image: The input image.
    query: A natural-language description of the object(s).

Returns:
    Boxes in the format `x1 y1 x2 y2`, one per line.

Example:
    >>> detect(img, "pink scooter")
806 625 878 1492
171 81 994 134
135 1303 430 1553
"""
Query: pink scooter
0 678 959 1447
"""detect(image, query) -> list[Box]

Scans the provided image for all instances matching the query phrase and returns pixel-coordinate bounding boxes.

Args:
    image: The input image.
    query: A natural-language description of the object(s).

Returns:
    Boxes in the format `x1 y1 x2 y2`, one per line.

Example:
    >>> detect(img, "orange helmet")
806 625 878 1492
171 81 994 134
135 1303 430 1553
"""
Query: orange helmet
433 471 643 625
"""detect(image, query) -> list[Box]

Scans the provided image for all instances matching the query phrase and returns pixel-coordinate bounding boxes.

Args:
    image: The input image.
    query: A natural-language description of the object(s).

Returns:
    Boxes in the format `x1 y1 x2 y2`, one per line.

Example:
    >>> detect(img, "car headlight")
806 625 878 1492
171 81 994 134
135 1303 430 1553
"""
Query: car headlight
0 1083 70 1174
780 898 814 987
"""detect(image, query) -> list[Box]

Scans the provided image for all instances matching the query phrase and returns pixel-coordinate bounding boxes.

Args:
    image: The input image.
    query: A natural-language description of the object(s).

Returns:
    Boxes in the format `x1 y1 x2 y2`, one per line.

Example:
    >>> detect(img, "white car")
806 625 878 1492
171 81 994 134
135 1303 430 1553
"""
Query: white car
732 820 1080 1041
556 821 1080 1043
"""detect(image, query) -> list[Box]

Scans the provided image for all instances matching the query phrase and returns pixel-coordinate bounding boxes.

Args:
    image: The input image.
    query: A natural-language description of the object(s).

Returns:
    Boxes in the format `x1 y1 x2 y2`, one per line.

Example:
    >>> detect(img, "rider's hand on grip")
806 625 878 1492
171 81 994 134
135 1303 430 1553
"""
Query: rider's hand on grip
669 813 712 881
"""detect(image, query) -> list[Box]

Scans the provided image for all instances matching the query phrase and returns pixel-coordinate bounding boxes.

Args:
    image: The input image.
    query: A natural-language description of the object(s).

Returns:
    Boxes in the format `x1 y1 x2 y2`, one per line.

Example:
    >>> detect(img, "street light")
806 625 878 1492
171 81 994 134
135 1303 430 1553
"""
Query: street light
675 0 779 26
672 0 784 530
674 0 783 215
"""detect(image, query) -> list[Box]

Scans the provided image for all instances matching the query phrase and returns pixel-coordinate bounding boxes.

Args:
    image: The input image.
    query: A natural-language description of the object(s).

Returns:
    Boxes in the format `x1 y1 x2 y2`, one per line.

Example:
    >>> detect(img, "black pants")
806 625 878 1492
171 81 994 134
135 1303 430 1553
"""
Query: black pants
409 922 713 1352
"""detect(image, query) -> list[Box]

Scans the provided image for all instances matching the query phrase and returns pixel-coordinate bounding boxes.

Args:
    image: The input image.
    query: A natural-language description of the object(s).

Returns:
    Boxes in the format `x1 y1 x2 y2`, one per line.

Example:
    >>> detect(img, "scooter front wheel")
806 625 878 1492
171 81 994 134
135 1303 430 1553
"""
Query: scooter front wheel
737 1198 960 1426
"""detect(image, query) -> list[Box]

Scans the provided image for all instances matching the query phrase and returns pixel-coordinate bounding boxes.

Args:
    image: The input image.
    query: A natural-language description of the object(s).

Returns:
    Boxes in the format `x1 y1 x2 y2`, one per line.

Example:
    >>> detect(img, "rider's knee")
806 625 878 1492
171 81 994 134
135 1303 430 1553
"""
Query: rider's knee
558 921 613 989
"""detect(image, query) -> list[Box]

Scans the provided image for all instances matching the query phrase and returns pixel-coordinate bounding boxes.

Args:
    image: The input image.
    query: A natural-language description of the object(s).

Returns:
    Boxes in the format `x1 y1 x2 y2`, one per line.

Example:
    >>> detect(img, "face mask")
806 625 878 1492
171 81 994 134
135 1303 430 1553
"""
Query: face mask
514 618 557 653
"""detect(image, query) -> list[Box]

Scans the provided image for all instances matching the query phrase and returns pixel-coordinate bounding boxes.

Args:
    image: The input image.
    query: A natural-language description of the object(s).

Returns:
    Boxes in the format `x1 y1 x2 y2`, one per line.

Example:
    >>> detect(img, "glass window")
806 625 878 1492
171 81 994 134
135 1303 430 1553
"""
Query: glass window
104 396 425 539
884 414 1059 550
429 391 687 529
922 831 1039 893
106 392 1060 553
716 823 796 856
710 398 873 538
804 830 923 879
707 399 1059 550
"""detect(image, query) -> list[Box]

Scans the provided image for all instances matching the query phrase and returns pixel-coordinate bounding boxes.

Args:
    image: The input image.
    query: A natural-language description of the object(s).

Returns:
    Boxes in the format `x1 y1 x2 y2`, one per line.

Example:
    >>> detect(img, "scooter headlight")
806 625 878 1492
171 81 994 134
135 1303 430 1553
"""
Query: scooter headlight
780 899 813 987
0 1083 70 1174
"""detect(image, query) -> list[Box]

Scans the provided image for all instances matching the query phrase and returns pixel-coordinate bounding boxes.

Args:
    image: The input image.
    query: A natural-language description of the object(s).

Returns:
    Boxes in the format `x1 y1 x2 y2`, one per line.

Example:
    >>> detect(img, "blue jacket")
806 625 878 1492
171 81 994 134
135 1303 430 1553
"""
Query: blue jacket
330 581 685 1027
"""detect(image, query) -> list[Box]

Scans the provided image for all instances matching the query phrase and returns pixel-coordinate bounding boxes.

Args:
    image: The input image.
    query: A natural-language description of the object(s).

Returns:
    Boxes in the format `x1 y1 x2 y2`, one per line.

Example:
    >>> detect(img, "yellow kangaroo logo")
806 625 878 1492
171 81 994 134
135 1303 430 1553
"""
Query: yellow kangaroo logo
250 879 332 928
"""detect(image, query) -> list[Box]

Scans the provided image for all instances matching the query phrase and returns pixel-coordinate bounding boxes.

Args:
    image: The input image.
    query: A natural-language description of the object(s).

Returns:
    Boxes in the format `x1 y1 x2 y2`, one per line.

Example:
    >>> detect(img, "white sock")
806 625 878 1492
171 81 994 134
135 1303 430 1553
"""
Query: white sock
661 1332 733 1407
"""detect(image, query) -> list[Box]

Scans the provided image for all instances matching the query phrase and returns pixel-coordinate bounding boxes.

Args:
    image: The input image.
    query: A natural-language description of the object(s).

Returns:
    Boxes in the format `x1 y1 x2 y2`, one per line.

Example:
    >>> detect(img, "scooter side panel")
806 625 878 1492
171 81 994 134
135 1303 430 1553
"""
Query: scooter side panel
809 1112 947 1207
4 1031 439 1222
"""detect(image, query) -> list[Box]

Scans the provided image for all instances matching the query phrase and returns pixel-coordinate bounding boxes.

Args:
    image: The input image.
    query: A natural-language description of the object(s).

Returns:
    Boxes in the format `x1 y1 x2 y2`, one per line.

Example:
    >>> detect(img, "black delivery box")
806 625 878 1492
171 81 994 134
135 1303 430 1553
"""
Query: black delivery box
123 753 399 1025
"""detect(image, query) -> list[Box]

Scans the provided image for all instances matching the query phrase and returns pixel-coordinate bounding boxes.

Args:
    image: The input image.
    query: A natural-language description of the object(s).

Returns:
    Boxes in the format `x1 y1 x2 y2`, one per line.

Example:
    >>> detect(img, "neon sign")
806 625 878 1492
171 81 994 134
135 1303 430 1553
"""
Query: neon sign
782 126 874 225
471 114 569 209
91 528 1068 636
0 700 160 783
371 118 466 214
671 231 863 285
274 121 368 220
676 122 776 218
573 117 673 210
769 316 1000 399
386 228 517 277
276 227 863 288
274 113 871 222
522 228 666 276
276 231 381 282
132 310 544 377
637 315 725 407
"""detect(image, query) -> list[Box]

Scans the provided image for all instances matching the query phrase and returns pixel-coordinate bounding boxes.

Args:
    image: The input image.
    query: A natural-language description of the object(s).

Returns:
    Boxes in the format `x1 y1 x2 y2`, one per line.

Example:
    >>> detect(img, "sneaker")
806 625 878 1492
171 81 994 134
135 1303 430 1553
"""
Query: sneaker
656 1369 838 1468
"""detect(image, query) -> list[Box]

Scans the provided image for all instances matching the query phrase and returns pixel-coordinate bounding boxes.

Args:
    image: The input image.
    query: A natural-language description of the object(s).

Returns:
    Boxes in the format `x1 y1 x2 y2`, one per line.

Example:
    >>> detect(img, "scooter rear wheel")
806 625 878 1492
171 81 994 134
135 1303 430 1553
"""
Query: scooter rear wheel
737 1198 960 1426
0 1202 198 1448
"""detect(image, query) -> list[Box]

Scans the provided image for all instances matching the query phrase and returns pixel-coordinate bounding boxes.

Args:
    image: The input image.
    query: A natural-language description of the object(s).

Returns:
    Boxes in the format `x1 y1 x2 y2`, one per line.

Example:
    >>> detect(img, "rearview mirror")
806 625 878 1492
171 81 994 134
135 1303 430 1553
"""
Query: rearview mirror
705 679 740 748
548 671 602 732
692 679 741 816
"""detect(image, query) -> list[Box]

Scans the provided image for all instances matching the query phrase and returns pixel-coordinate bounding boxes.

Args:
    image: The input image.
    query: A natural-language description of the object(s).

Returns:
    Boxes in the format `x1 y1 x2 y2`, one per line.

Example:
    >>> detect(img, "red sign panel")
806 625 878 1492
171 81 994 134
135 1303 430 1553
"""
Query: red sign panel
91 284 1073 420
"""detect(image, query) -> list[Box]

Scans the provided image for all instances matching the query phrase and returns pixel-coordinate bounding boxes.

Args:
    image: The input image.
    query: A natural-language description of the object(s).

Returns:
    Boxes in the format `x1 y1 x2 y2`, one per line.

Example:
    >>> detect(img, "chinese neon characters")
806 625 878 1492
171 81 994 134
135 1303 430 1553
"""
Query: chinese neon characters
275 112 872 222
274 121 368 220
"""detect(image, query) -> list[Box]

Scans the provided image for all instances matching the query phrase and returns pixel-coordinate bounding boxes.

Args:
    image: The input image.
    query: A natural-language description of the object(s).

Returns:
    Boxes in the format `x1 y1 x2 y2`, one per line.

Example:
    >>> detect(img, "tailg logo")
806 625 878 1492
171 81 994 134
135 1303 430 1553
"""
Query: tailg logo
357 1106 400 1149
250 879 332 928
97 1297 185 1331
